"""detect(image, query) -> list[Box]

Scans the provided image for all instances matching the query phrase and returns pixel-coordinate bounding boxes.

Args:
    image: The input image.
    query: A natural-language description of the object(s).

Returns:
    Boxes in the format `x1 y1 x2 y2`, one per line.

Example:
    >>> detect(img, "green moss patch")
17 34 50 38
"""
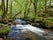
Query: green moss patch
0 25 9 34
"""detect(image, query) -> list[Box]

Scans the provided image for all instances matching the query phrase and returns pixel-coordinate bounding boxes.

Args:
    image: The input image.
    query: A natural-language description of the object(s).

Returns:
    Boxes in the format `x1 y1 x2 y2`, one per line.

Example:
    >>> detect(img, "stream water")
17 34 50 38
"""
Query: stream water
7 19 53 40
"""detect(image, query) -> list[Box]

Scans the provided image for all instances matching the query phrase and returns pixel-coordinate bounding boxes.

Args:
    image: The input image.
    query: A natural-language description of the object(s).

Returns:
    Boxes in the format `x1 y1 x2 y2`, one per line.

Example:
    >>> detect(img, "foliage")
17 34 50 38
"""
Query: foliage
0 0 53 28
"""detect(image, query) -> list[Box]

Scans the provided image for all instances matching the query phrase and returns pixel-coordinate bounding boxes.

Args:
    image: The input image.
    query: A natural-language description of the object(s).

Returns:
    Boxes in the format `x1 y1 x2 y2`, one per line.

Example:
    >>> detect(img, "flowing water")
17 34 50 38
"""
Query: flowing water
7 19 53 40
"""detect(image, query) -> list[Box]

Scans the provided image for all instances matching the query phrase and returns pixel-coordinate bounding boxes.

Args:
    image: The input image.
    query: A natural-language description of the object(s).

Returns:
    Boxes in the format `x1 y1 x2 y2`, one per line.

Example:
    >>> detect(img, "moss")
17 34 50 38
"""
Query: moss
0 25 9 34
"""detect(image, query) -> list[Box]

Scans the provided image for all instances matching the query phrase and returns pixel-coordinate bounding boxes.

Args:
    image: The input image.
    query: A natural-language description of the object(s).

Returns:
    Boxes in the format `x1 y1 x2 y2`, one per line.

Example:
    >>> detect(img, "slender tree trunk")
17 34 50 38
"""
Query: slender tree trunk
2 0 8 19
33 0 38 17
0 0 2 10
0 0 2 17
2 0 5 18
45 0 47 10
26 0 32 15
24 5 26 18
45 0 47 17
24 8 26 18
10 1 12 19
24 0 28 18
5 0 8 15
49 0 51 6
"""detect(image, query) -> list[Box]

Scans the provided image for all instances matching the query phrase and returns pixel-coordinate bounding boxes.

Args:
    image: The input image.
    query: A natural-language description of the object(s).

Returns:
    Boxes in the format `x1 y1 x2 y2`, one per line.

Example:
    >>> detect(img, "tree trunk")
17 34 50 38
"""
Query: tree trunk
49 0 51 6
2 0 5 18
9 1 12 19
26 0 32 16
33 0 38 17
2 0 8 19
24 0 28 18
45 0 47 17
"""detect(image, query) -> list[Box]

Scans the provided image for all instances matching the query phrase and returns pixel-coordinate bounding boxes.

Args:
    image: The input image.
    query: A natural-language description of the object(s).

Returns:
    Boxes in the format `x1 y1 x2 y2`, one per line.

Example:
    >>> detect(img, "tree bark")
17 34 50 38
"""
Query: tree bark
49 0 51 6
2 0 8 19
1 0 5 19
45 0 47 17
33 0 38 17
26 0 32 15
9 1 12 19
24 0 28 18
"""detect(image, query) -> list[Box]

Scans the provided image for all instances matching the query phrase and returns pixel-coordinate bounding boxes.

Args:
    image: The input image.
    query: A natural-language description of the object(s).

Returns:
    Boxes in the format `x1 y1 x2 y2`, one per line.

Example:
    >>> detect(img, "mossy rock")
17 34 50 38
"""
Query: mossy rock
33 17 53 28
44 17 53 28
0 24 9 34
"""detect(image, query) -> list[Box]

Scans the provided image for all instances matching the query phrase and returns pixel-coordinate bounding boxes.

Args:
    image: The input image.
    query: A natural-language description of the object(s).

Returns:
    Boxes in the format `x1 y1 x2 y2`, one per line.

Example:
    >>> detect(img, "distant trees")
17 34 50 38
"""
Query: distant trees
24 0 38 19
0 0 53 24
0 0 53 18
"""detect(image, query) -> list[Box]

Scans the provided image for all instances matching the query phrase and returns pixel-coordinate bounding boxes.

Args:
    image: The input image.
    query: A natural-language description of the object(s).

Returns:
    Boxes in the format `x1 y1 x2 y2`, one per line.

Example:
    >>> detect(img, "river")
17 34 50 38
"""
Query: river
7 18 53 40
